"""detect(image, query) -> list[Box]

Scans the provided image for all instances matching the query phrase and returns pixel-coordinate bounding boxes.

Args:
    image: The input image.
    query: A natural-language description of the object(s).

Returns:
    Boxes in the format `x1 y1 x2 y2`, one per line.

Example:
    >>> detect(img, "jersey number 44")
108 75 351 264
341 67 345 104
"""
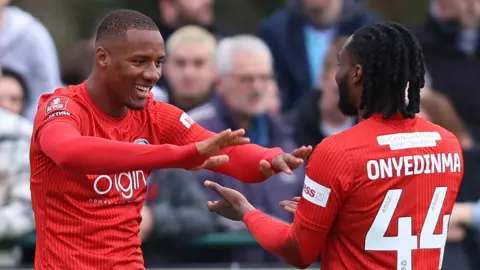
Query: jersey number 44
365 187 449 270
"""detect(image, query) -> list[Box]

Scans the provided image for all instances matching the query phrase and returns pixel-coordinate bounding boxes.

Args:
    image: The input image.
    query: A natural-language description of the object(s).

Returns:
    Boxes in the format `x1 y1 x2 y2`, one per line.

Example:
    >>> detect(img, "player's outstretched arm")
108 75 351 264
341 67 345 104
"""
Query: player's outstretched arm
38 121 230 174
153 103 311 183
204 180 323 269
204 138 351 269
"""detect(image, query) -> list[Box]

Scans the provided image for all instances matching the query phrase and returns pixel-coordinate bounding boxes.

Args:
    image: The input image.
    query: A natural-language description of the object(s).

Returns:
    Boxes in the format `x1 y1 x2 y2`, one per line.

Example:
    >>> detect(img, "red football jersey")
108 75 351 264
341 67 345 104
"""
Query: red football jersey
30 82 205 270
296 114 464 270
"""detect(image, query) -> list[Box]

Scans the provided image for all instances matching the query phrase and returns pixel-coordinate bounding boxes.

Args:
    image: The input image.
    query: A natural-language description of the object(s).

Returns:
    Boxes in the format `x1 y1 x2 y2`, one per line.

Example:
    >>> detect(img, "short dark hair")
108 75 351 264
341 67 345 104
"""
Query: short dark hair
0 66 29 104
346 21 426 119
95 9 159 42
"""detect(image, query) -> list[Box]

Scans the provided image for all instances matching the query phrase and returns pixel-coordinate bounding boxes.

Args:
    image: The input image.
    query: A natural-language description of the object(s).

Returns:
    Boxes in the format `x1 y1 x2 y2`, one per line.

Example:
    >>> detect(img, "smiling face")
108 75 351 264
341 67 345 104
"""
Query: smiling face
97 29 165 110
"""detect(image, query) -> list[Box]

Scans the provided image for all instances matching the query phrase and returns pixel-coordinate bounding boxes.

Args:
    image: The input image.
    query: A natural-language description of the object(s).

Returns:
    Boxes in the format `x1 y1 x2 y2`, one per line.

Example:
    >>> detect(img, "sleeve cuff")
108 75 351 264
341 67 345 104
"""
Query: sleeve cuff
243 209 266 225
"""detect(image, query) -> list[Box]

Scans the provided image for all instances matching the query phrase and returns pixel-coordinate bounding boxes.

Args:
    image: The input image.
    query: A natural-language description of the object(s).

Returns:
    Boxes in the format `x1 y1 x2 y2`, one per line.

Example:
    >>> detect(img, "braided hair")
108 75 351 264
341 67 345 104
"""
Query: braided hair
346 22 426 119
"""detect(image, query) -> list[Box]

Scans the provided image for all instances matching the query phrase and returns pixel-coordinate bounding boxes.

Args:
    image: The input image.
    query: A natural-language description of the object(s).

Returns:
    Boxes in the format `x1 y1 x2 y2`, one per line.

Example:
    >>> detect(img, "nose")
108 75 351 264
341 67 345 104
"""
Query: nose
143 65 161 83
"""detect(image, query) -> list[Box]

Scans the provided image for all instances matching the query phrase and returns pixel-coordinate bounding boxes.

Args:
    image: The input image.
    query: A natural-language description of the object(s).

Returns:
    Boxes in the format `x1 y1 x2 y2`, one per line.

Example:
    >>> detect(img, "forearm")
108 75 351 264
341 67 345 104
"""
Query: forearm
40 122 207 174
243 210 317 269
195 130 284 183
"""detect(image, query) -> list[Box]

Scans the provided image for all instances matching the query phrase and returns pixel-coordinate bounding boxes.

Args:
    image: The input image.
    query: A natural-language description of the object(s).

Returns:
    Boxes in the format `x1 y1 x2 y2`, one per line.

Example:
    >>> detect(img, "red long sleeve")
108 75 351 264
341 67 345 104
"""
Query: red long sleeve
193 129 284 183
243 210 323 269
150 102 285 183
39 121 207 174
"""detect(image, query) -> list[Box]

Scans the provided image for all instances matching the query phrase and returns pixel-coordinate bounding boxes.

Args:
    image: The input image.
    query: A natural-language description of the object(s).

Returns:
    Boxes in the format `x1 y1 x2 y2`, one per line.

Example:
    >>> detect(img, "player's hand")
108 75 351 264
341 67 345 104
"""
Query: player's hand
190 155 230 170
260 145 313 177
196 129 250 156
204 180 255 221
279 196 300 215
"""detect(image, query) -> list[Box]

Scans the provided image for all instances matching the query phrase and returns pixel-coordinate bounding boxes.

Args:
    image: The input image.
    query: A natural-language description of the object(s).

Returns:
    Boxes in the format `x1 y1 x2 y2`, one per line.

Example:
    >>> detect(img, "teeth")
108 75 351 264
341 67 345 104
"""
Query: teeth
134 85 150 92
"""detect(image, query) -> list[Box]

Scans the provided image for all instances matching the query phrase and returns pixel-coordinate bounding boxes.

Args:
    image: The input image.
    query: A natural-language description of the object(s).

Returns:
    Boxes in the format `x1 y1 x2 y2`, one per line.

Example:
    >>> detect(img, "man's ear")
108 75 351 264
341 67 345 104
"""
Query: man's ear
353 64 362 84
95 47 109 69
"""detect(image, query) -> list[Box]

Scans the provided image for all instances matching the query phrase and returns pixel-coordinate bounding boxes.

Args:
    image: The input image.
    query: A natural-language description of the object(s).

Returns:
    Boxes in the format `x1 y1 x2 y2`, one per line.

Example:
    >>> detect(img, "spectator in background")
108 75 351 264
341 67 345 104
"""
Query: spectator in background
258 0 379 112
141 169 215 266
266 81 281 115
189 35 304 265
0 67 28 115
154 25 217 110
413 0 480 143
0 107 34 266
0 0 61 120
60 38 95 86
155 0 230 42
286 37 355 148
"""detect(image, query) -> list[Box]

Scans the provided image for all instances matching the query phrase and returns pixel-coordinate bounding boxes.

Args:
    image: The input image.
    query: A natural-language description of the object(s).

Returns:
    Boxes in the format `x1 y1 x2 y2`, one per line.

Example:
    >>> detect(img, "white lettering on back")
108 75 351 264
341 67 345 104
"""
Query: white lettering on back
377 132 441 150
366 153 461 180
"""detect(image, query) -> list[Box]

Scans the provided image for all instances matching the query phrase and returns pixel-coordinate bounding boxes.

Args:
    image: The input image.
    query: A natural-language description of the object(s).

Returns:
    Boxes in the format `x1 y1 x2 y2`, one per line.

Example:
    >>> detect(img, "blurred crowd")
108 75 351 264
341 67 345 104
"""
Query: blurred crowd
1 0 480 268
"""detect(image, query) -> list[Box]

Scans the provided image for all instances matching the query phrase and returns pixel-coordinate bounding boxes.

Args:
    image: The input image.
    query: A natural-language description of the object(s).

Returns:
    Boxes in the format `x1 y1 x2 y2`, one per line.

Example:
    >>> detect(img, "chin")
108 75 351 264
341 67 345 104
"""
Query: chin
126 103 146 111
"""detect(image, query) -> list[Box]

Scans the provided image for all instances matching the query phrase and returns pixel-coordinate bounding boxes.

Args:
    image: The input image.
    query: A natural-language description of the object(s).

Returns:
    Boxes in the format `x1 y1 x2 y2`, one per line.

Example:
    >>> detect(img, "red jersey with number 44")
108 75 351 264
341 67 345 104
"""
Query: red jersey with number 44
296 114 463 270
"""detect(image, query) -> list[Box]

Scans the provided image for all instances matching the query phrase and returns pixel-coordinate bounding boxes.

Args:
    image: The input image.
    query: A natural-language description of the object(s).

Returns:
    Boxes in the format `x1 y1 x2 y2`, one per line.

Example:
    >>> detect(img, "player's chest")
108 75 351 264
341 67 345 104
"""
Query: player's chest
81 112 158 145
84 170 150 206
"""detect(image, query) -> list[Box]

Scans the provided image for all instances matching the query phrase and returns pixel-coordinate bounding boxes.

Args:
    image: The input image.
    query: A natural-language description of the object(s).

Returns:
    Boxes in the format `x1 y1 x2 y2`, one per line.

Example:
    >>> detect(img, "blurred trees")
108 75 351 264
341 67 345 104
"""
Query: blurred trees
11 0 429 59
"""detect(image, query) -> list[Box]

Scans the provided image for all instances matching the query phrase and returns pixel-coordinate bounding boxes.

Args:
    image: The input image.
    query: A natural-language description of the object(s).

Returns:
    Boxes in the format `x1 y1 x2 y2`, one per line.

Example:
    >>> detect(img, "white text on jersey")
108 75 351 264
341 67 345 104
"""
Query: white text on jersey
366 153 461 180
93 170 147 199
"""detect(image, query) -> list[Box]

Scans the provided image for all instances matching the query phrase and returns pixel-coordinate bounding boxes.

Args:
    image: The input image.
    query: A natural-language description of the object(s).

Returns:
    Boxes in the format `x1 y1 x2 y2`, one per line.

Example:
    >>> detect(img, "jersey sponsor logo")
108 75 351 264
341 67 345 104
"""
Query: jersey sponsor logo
93 170 147 199
377 132 441 150
45 110 71 121
302 175 330 207
366 153 462 180
180 112 194 128
134 138 149 144
45 97 69 114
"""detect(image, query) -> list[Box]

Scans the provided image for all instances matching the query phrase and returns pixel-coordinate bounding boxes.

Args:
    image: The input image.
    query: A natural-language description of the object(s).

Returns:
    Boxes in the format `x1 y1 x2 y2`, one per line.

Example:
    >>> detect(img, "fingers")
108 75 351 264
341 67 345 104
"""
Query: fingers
204 180 227 197
291 145 313 160
292 196 301 202
279 200 298 209
207 200 220 212
221 129 250 148
259 159 275 177
283 206 296 215
203 155 230 169
283 154 304 171
273 156 294 174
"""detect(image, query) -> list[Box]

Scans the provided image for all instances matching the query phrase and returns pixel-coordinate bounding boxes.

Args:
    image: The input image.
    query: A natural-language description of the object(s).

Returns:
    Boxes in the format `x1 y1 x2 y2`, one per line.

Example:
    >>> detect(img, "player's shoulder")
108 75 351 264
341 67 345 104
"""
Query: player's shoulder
34 84 87 124
419 116 458 140
310 133 349 165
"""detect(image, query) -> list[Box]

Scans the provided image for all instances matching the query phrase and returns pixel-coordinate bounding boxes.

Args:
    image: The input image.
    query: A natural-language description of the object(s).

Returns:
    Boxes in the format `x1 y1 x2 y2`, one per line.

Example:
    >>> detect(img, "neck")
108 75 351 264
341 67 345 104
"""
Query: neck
86 72 128 118
171 92 209 111
357 109 365 123
322 112 350 126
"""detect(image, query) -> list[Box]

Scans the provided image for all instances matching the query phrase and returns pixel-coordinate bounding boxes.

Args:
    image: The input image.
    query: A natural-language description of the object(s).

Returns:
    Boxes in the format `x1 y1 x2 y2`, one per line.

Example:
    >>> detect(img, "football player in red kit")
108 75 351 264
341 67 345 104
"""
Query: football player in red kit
205 22 464 270
30 10 312 270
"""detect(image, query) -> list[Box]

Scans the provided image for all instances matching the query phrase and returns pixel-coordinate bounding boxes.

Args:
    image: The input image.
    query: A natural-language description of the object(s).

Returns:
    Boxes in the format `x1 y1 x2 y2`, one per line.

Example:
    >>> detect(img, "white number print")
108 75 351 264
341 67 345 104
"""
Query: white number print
365 187 449 270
